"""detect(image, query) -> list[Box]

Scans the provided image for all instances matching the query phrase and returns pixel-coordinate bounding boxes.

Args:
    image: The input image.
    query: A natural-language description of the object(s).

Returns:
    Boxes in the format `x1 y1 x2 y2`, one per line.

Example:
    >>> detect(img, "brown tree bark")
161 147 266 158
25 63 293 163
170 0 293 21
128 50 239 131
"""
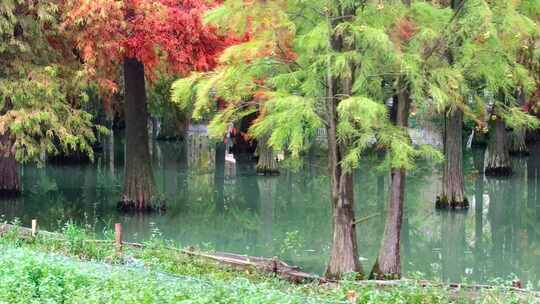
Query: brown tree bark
485 116 512 176
256 135 279 175
324 51 362 281
510 90 528 155
510 129 528 156
370 89 410 279
118 57 158 211
437 108 468 209
325 92 362 277
323 3 365 280
0 99 20 197
0 135 20 197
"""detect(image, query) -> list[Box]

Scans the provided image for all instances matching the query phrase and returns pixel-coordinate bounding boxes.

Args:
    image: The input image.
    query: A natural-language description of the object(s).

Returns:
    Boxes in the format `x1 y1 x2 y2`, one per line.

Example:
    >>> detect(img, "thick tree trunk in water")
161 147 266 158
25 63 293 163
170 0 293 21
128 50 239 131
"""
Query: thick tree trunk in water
437 108 468 209
256 136 279 175
485 116 512 176
119 58 158 211
371 89 409 279
0 103 20 197
0 139 20 197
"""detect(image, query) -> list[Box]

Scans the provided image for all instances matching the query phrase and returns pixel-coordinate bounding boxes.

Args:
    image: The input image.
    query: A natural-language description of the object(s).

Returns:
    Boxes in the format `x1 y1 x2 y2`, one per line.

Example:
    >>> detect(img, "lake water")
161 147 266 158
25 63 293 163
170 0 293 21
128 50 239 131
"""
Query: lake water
1 134 539 287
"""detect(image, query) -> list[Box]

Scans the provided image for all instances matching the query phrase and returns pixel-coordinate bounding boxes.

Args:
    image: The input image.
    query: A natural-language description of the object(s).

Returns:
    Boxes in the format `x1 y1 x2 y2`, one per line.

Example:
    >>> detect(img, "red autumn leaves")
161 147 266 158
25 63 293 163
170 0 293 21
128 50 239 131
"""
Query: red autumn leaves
61 0 235 93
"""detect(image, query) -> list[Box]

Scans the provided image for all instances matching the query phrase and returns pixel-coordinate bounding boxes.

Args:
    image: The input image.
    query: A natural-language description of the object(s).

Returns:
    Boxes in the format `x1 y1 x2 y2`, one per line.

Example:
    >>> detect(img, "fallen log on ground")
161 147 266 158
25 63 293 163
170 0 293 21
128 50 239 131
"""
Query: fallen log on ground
1 223 540 299
0 223 321 283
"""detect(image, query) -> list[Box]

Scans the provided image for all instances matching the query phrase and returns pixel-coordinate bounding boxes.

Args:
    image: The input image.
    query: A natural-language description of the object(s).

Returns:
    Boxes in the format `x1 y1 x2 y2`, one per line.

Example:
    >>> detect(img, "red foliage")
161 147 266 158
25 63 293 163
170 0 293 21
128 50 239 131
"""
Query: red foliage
391 18 417 48
61 0 235 93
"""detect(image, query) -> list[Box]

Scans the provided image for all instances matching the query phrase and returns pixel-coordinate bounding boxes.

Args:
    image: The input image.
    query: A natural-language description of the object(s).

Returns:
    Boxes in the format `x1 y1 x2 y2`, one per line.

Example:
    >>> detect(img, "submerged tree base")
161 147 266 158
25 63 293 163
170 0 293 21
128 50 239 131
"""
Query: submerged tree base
509 149 529 157
117 199 166 213
485 167 512 177
255 169 280 176
0 189 20 199
435 196 469 210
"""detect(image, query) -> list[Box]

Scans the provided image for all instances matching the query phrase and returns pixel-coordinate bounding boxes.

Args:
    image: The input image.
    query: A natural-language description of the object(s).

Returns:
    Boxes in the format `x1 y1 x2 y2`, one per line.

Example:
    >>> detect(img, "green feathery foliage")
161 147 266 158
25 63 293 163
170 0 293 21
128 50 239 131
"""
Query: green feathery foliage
0 0 106 164
171 0 540 170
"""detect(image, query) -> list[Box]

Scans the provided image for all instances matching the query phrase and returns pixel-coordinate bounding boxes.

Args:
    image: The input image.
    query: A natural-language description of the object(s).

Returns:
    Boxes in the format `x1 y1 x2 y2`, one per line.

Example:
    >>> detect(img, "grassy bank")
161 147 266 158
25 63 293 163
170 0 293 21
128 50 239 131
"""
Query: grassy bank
0 222 537 303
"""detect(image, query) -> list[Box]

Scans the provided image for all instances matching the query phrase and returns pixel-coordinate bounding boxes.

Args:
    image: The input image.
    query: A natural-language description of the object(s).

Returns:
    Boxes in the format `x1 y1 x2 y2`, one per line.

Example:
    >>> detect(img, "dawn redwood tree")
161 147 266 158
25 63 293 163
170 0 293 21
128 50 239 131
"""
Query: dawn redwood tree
61 0 230 211
436 0 468 210
175 0 430 279
439 108 468 208
0 0 102 197
459 0 540 176
255 135 279 175
371 87 411 279
485 111 512 175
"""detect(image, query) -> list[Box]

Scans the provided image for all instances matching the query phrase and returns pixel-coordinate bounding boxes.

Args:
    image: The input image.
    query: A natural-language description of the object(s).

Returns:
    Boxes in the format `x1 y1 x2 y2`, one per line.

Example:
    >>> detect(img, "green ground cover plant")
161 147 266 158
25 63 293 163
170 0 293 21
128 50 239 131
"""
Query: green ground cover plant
0 221 538 303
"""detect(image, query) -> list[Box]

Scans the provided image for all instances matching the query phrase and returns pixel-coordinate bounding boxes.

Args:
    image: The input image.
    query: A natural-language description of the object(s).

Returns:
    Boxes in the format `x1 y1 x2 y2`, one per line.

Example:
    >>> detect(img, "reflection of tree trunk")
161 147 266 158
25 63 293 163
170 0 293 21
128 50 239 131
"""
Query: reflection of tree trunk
256 135 279 175
441 212 466 282
108 125 115 176
371 87 410 279
437 108 468 209
119 58 157 211
485 116 512 176
472 148 485 281
178 140 189 208
237 160 260 211
257 177 277 254
214 142 226 213
526 152 536 242
487 177 509 278
83 166 97 214
511 158 526 270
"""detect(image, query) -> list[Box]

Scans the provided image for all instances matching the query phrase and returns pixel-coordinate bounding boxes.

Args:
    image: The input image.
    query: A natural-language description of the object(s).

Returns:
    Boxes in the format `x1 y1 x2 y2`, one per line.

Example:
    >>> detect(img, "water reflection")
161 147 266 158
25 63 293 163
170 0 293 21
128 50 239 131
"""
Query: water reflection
0 134 539 288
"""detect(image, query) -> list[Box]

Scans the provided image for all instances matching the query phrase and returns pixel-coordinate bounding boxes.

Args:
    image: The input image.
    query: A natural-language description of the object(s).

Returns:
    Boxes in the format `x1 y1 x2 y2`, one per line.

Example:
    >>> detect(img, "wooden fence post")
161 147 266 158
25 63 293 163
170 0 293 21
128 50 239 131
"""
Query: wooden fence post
115 223 122 252
31 219 38 237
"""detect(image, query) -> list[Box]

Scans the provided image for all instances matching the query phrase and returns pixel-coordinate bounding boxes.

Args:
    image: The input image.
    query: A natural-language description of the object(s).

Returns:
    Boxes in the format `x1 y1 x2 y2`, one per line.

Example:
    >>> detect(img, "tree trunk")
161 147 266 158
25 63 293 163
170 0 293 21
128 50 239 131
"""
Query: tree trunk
325 167 361 279
324 3 363 279
256 136 279 175
510 129 528 156
371 89 410 279
324 63 362 280
0 141 20 197
0 100 20 197
485 116 512 176
510 90 528 155
437 108 468 209
118 57 158 212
